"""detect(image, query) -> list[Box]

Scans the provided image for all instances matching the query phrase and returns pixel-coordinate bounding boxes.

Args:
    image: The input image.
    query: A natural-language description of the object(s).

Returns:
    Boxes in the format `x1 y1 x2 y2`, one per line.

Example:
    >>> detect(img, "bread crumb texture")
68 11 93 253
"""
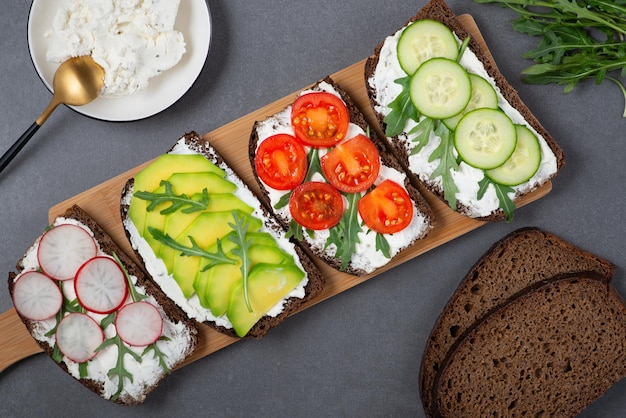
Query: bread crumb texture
434 275 626 417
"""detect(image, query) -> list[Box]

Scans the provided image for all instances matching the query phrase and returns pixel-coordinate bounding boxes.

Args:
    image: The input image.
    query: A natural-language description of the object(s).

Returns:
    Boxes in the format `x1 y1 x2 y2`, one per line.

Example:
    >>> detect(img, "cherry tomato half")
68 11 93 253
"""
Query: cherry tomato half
358 180 414 234
255 134 307 190
289 182 344 230
320 134 381 193
291 92 350 148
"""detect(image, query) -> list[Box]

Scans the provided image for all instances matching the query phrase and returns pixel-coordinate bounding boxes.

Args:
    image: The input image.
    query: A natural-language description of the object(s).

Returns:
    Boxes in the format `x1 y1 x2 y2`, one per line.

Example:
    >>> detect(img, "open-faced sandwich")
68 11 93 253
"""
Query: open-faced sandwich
121 132 324 339
8 205 198 405
365 0 565 221
249 76 435 276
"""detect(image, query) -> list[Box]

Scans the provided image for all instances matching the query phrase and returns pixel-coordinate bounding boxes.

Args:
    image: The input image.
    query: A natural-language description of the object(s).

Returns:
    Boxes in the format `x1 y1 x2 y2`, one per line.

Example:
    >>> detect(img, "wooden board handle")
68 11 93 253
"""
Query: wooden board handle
0 309 43 372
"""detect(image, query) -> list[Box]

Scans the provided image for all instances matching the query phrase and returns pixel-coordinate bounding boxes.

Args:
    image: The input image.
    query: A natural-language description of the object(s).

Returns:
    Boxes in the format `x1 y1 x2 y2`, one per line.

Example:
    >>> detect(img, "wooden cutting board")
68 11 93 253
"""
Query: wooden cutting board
0 15 552 370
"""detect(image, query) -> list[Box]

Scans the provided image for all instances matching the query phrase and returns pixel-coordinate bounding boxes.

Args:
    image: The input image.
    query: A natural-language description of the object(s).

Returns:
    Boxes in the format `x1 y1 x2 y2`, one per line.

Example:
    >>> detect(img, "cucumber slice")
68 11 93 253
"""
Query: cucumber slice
443 74 498 130
409 58 471 120
486 125 541 186
454 108 517 169
397 19 459 76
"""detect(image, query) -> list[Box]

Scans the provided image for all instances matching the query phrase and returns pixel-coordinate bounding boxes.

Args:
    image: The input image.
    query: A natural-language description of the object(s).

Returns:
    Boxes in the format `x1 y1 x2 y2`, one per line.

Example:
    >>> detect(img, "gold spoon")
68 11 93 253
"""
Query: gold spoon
0 56 104 174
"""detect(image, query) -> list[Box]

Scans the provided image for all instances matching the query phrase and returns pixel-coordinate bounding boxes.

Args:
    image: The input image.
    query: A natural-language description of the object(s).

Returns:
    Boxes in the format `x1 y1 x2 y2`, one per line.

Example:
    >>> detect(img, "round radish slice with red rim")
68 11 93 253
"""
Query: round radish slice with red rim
74 256 128 314
12 271 63 321
38 224 97 281
55 313 104 363
115 301 163 346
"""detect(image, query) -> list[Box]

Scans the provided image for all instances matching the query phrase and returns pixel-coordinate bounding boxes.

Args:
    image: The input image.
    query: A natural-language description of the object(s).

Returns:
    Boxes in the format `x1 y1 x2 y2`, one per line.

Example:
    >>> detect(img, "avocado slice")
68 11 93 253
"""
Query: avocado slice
163 210 262 296
142 171 240 250
201 244 296 316
129 154 225 234
227 263 305 337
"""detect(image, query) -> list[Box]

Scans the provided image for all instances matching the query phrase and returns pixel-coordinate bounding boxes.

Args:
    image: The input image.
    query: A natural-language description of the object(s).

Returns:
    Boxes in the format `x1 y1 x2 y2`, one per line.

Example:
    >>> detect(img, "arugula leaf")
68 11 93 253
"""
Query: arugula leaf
143 336 172 374
477 176 516 222
285 218 304 241
429 123 460 210
100 312 117 331
97 335 142 401
375 233 391 259
384 76 420 137
474 0 626 116
134 180 209 214
112 252 147 303
228 212 254 312
79 362 89 378
326 193 362 271
409 117 436 156
148 227 236 271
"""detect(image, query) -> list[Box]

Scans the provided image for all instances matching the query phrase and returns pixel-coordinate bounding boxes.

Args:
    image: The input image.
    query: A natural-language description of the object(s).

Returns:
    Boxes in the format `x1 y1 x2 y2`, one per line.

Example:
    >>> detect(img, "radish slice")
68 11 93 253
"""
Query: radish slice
75 256 128 314
55 313 104 363
115 302 163 346
12 271 63 321
38 224 97 281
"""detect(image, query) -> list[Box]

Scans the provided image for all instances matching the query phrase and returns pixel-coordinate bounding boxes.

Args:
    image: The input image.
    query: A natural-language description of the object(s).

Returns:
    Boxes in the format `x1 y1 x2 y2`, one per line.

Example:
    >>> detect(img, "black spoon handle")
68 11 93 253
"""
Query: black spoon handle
0 122 41 174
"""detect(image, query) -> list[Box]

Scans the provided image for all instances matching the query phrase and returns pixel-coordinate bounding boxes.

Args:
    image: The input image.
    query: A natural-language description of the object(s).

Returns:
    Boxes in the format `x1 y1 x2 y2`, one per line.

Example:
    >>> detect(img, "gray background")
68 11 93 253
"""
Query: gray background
1 1 624 417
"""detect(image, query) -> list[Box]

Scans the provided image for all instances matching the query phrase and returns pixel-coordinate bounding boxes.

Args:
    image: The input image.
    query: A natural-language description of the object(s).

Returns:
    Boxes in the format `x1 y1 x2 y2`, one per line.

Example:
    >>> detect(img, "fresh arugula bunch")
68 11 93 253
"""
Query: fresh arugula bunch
475 0 626 116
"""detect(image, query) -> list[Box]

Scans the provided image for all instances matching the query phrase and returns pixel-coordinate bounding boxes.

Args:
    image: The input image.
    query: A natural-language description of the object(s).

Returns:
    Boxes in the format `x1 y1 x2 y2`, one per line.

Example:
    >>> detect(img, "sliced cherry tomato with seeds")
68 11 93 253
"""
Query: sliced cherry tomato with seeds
321 134 381 193
255 133 307 190
291 92 350 148
358 180 414 234
289 182 344 230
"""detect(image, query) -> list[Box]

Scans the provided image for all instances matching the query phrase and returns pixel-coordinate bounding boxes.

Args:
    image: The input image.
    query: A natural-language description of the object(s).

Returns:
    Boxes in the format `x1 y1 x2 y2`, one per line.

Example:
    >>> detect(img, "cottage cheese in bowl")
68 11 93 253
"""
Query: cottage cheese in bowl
28 0 211 121
46 0 186 98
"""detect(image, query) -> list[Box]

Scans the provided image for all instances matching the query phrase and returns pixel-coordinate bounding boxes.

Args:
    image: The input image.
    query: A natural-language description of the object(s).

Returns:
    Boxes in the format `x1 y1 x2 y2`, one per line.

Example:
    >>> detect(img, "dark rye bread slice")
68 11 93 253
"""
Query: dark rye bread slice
419 227 616 416
433 272 626 417
364 0 565 221
7 205 198 405
120 132 324 339
249 76 435 276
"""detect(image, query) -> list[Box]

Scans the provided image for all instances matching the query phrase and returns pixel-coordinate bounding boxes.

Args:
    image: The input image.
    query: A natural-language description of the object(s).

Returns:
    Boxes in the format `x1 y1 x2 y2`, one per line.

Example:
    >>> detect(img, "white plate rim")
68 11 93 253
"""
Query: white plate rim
27 0 211 122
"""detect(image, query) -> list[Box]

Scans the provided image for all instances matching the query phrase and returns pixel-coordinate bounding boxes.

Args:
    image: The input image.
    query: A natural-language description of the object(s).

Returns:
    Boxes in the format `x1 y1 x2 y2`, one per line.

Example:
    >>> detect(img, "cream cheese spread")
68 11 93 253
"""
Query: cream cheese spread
368 26 558 218
123 137 309 328
254 81 431 274
46 0 186 97
14 217 194 402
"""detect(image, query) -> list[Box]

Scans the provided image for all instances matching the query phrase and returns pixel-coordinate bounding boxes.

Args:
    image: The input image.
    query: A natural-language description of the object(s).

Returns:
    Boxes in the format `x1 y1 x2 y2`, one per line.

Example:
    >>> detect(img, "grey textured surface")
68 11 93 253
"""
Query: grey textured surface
0 1 624 417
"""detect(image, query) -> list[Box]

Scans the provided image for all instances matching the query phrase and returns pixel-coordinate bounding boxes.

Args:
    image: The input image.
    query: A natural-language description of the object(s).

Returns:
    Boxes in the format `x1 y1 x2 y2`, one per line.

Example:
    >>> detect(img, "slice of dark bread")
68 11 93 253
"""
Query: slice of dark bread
7 205 198 405
432 272 626 417
419 227 616 416
249 76 435 276
364 0 565 221
120 132 325 339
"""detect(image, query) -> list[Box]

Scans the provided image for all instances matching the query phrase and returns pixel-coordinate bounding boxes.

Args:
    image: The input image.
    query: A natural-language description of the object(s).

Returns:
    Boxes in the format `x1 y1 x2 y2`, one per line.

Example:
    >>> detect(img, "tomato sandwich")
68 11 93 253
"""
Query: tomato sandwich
250 76 435 276
121 132 325 339
364 0 565 222
8 205 199 405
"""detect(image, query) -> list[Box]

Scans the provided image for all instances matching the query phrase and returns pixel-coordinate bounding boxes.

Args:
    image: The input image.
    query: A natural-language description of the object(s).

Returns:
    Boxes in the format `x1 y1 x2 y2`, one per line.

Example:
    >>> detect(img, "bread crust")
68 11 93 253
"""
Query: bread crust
7 205 198 405
432 272 626 417
364 0 565 221
120 132 325 339
249 76 435 276
419 227 616 416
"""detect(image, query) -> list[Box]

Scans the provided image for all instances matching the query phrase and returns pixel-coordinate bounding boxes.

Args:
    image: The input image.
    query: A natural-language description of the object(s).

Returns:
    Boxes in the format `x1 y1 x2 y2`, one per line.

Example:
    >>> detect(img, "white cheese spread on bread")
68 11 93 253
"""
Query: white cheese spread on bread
122 138 309 328
368 27 558 218
254 81 431 273
15 217 194 402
